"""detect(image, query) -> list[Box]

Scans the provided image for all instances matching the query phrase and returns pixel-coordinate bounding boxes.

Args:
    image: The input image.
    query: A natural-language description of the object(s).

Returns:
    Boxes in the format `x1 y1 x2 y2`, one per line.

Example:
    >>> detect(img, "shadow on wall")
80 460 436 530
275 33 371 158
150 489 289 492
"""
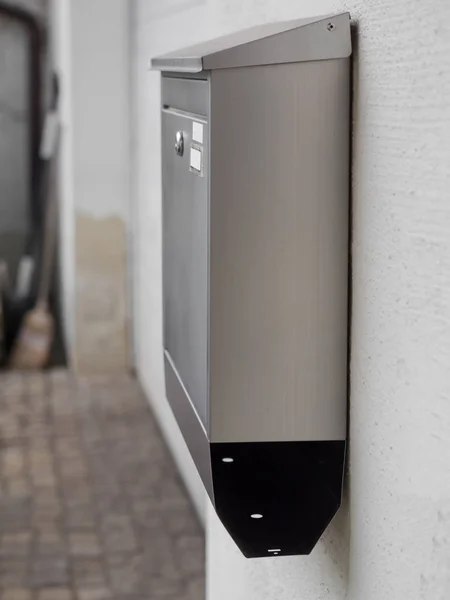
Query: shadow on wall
321 483 350 589
316 18 362 594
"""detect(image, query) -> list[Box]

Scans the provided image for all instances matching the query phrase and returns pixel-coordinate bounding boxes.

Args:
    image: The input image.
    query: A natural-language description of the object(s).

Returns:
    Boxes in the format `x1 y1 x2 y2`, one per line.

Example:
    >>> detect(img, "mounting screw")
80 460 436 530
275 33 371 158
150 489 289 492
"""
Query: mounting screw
327 22 335 31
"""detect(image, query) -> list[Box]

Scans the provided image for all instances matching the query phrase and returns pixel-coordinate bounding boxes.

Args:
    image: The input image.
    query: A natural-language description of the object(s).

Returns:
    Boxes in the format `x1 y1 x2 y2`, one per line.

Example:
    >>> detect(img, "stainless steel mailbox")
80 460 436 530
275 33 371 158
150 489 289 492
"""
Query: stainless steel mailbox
152 12 352 558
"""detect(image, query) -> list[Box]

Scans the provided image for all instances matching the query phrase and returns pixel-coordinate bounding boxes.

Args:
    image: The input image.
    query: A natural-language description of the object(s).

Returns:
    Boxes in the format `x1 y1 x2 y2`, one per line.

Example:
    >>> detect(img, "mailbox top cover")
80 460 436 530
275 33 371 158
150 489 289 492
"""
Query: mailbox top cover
151 12 351 73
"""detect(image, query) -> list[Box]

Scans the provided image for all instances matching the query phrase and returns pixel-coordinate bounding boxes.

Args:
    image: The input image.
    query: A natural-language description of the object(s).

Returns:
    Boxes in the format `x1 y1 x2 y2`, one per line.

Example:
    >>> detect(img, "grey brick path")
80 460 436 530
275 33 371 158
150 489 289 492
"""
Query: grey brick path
0 371 205 600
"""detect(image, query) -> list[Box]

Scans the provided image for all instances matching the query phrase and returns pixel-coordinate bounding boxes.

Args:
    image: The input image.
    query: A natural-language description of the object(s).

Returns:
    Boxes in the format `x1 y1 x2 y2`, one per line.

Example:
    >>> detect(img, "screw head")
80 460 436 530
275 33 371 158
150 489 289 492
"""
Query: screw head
327 22 335 31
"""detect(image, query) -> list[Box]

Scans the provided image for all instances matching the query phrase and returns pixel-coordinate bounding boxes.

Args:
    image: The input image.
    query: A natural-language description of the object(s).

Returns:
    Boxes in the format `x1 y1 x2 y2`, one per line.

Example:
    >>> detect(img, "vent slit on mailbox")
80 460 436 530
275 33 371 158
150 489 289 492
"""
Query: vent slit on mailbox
152 12 351 558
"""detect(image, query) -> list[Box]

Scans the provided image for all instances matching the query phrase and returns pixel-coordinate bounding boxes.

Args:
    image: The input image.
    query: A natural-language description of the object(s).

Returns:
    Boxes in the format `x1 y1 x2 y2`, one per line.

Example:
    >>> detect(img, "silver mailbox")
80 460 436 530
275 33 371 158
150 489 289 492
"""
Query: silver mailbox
152 12 351 558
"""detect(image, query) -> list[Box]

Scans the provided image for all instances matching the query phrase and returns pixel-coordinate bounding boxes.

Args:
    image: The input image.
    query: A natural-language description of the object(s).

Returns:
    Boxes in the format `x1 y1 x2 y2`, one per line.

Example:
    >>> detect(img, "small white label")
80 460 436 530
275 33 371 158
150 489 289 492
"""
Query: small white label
192 121 204 144
190 147 202 172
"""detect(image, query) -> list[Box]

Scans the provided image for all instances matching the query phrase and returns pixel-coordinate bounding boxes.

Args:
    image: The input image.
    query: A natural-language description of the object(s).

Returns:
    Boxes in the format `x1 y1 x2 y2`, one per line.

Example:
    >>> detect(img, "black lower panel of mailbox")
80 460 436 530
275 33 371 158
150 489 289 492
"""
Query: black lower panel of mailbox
210 440 346 558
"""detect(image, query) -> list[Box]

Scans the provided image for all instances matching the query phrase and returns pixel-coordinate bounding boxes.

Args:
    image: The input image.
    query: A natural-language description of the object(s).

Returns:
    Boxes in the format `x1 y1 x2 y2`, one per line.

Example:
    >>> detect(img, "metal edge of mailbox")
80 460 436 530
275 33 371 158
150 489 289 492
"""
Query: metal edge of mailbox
164 352 214 501
150 12 351 73
203 13 351 71
152 56 203 73
161 76 209 116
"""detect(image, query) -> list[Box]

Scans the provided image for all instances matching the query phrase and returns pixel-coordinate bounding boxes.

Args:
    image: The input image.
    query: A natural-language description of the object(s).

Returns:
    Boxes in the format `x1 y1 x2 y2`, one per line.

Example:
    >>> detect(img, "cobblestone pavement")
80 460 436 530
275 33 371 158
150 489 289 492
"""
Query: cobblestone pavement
0 370 205 600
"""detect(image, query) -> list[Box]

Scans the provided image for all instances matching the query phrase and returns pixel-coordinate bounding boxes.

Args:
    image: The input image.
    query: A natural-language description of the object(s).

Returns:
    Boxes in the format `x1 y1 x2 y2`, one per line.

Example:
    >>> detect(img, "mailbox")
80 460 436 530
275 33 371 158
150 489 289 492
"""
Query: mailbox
152 12 351 558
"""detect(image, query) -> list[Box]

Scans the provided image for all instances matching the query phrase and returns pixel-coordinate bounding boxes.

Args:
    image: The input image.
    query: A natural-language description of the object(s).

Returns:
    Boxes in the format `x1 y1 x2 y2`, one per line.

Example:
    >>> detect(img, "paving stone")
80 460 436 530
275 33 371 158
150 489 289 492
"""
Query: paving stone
27 423 52 438
31 467 57 488
52 417 78 437
141 542 179 580
1 374 24 396
27 407 48 423
32 507 61 522
33 491 62 520
33 521 62 536
1 589 32 600
101 514 138 553
34 488 60 507
178 549 205 577
51 399 76 418
60 459 88 482
1 448 25 477
36 588 72 600
68 533 101 557
76 587 111 600
0 371 204 598
0 499 31 532
65 507 96 530
174 536 204 579
0 422 21 440
30 558 69 588
29 437 52 453
36 532 66 557
164 510 202 536
6 479 30 499
62 485 91 508
94 493 127 514
0 560 28 586
54 440 82 460
26 374 46 397
72 560 107 588
132 501 163 525
176 535 204 554
159 479 191 510
1 396 27 415
30 450 54 471
124 479 164 502
107 555 143 596
0 532 32 558
149 578 181 598
185 576 205 600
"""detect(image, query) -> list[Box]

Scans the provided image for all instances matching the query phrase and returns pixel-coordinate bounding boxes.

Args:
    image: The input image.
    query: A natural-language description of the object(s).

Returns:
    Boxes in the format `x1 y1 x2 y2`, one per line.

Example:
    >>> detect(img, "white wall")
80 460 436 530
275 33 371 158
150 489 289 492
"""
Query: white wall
132 1 450 598
52 0 131 373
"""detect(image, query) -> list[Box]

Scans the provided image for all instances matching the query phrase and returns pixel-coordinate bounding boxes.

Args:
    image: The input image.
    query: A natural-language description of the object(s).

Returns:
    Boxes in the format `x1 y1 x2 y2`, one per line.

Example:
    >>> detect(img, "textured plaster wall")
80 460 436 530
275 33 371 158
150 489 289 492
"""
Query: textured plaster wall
132 0 450 598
